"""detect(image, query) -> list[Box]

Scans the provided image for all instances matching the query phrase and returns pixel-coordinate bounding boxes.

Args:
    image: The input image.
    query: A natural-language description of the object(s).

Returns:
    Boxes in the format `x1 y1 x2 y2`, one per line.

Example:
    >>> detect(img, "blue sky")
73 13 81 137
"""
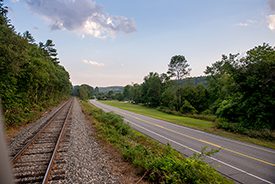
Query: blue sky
5 0 275 87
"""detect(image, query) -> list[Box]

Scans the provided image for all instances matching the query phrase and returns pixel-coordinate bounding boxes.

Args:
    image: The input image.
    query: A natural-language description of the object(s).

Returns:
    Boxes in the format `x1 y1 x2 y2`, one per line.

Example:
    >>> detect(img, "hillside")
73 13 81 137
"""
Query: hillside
177 76 207 86
98 86 124 93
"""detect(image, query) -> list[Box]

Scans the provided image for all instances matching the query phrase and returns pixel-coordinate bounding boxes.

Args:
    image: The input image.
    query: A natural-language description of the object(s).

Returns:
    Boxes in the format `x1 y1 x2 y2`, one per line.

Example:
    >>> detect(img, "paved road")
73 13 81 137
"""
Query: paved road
90 100 275 184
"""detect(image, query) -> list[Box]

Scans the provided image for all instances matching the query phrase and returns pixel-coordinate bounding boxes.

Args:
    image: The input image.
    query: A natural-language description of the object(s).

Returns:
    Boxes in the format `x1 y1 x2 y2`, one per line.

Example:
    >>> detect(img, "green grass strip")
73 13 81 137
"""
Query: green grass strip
101 100 214 129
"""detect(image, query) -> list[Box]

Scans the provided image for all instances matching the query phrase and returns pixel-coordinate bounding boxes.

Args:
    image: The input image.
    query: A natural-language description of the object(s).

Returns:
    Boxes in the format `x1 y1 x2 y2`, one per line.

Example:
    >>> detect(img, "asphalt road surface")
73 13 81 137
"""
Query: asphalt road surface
90 100 275 184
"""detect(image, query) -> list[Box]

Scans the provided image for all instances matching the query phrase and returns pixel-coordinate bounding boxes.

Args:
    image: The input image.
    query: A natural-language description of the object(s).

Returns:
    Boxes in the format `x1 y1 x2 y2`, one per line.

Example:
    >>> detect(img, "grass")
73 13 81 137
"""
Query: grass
81 100 232 184
5 98 69 141
102 100 214 129
100 100 275 150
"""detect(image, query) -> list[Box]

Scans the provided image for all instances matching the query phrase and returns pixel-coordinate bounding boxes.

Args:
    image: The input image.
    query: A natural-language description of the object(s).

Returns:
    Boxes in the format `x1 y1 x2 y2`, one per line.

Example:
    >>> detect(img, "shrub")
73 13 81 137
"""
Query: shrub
217 120 274 140
185 114 217 122
156 106 182 116
180 100 198 114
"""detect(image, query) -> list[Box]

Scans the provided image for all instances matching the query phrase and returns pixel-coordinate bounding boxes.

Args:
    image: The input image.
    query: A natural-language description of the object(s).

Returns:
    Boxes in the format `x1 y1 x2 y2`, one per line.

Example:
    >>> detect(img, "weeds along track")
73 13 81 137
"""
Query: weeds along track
11 98 73 184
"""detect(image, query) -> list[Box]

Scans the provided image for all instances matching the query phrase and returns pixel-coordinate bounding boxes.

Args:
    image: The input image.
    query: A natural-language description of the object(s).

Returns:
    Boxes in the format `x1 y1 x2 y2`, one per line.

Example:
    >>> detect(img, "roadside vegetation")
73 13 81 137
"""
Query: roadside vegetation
95 44 275 144
81 100 232 184
0 1 72 128
102 100 213 130
101 100 275 149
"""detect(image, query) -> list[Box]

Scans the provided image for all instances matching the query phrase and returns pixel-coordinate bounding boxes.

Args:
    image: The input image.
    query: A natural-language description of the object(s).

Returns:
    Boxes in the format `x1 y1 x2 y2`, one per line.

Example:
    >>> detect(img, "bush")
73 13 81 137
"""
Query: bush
180 100 198 114
217 120 274 140
185 114 217 122
156 106 182 116
157 106 218 122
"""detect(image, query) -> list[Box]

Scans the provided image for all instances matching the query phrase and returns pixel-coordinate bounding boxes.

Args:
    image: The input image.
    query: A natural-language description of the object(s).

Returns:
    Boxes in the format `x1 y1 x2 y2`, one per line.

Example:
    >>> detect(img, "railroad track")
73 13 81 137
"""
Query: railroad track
11 98 73 184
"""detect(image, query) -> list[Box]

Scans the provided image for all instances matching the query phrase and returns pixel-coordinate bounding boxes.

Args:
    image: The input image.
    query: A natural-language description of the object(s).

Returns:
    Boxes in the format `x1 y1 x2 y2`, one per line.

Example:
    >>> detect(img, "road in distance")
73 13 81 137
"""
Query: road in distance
90 100 275 184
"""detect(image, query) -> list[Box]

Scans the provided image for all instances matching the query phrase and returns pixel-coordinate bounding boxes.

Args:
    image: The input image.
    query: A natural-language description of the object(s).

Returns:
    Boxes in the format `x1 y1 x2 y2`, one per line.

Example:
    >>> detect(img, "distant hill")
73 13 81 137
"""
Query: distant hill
95 77 207 94
98 86 124 93
97 77 207 94
177 76 207 87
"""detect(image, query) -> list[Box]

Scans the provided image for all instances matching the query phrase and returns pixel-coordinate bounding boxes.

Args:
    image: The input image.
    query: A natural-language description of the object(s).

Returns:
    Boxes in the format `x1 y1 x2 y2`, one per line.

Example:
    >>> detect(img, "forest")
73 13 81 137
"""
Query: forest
0 1 72 127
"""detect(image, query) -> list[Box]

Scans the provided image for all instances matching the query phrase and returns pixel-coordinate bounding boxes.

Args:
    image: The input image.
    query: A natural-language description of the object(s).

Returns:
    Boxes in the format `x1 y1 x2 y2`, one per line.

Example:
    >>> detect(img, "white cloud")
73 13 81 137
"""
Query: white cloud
267 0 275 31
24 0 136 38
236 19 256 27
267 14 275 31
237 22 249 27
83 59 105 67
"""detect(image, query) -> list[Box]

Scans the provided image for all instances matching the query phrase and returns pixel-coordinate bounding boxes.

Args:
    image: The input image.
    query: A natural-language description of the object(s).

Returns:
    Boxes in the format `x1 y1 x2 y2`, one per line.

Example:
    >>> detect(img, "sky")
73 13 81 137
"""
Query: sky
5 0 275 87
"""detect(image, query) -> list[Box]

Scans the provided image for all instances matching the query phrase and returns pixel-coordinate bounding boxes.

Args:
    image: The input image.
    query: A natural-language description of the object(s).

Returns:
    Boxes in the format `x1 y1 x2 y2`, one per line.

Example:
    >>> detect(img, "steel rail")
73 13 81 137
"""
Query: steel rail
11 99 70 164
42 98 73 184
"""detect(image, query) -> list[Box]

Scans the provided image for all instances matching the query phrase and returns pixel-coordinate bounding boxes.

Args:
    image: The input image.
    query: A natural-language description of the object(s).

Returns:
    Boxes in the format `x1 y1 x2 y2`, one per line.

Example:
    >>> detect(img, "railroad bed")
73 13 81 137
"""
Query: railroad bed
11 98 73 184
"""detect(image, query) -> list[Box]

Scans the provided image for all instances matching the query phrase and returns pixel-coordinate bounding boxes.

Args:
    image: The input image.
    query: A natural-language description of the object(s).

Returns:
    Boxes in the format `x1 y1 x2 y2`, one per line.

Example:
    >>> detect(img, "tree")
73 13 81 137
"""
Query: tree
142 72 162 107
205 43 275 130
78 84 94 100
114 93 124 101
72 85 80 96
233 44 275 129
180 100 197 114
107 90 114 99
23 31 35 43
0 0 8 25
204 54 237 113
94 87 99 95
41 39 59 64
0 3 72 126
161 85 177 109
123 85 131 100
167 55 191 81
167 55 191 110
129 83 142 104
178 85 209 113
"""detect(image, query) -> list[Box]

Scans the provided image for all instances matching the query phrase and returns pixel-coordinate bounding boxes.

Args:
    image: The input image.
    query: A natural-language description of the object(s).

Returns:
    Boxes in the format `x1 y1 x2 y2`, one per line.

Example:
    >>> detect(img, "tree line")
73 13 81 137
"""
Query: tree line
72 84 94 100
98 44 275 133
0 1 72 127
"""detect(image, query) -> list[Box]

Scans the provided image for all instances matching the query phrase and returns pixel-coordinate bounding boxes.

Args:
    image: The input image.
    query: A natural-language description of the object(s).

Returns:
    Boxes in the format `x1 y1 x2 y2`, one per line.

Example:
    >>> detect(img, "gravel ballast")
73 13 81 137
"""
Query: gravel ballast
64 99 120 183
8 98 147 183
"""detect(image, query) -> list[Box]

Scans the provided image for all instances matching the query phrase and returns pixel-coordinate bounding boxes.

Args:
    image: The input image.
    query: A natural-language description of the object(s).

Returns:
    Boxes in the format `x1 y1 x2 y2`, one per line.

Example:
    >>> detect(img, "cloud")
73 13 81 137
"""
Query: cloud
236 19 256 27
237 22 249 27
83 59 105 67
24 0 136 38
267 15 275 31
267 0 275 31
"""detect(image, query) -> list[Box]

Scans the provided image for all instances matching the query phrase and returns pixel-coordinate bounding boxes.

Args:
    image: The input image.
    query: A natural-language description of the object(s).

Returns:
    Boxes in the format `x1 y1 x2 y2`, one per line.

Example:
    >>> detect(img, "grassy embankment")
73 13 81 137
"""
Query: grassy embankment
5 98 69 139
101 100 275 149
81 100 232 184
